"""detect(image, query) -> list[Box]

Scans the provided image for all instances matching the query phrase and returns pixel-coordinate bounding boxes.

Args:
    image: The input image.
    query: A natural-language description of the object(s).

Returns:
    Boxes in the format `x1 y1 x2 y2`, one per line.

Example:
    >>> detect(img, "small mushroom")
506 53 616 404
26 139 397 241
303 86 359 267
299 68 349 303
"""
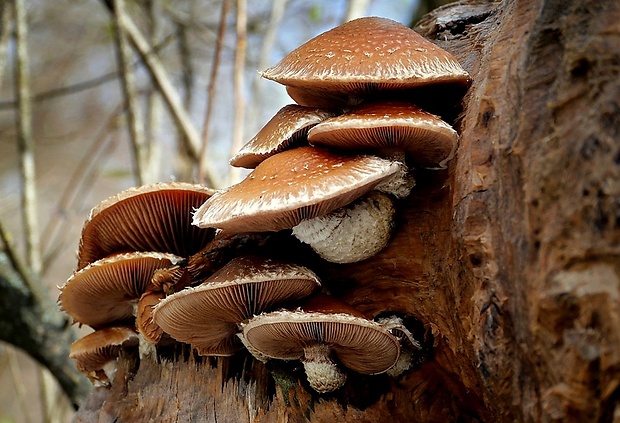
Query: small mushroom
152 256 321 356
77 182 215 270
230 104 337 169
240 294 400 393
59 251 183 328
376 316 422 377
308 101 458 170
193 146 400 233
69 326 139 386
261 17 470 109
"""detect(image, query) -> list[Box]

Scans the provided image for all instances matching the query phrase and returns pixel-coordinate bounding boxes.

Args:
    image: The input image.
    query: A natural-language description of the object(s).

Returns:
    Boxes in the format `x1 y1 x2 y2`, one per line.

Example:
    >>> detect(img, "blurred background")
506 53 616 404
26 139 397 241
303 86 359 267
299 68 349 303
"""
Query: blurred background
0 0 451 421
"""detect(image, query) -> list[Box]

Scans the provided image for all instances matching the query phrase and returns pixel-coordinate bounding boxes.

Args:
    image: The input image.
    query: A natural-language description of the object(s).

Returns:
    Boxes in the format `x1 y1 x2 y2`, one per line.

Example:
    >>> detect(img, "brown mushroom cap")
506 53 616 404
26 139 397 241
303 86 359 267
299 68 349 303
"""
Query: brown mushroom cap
77 182 216 270
152 256 321 356
230 105 337 169
69 326 139 385
59 251 183 328
308 101 458 169
240 294 400 375
193 146 400 233
261 17 470 108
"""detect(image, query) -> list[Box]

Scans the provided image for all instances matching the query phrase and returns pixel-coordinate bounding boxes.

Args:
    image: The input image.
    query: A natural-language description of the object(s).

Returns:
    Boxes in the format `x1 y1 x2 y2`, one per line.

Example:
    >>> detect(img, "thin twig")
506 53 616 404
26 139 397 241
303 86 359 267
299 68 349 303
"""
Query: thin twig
40 106 123 271
247 0 287 135
113 0 148 185
0 1 12 92
14 0 41 277
112 4 218 187
144 0 161 183
343 0 370 22
198 0 230 183
229 0 247 185
0 33 175 111
7 347 32 423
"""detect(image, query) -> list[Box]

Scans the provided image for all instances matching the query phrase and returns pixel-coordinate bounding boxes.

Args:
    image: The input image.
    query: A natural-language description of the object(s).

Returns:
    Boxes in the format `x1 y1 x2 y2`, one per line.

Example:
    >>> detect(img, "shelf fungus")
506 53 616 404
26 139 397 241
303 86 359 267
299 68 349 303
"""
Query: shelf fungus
59 251 183 330
230 104 338 169
240 294 400 393
77 182 216 270
261 16 471 109
69 326 139 387
193 146 401 262
152 256 321 356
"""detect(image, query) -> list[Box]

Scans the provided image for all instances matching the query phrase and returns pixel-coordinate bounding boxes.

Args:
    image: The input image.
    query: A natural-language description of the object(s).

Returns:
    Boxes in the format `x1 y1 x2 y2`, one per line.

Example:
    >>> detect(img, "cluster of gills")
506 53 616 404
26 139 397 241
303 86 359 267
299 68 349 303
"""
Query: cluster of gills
59 17 469 394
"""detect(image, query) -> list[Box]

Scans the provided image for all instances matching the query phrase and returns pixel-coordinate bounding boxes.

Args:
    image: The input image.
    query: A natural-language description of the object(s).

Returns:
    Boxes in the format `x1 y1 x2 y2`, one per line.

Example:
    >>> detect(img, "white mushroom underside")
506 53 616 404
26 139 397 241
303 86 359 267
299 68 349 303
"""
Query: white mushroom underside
292 191 395 263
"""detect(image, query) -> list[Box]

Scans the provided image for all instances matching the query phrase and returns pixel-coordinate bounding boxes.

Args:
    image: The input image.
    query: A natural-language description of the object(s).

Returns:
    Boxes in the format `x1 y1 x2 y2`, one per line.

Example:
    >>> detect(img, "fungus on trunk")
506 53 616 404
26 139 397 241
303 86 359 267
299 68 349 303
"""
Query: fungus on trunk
152 256 321 356
240 294 400 393
69 326 139 387
308 101 458 170
59 251 183 328
193 146 399 233
77 182 215 269
261 16 470 109
230 104 337 169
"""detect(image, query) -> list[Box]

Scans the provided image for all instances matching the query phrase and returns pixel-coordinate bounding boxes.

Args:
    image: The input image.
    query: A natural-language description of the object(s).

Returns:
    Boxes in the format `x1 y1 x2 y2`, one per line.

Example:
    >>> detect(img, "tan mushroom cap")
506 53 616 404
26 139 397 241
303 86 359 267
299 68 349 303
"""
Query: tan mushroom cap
69 326 139 384
152 256 321 356
230 105 337 169
308 101 458 169
240 294 400 375
59 251 183 328
193 146 400 233
77 182 216 270
261 17 470 107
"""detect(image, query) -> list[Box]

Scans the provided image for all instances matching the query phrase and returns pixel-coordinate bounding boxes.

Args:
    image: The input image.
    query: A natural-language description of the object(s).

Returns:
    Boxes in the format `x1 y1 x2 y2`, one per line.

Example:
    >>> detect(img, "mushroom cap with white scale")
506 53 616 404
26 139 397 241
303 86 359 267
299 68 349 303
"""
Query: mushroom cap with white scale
308 101 458 169
69 326 139 386
152 256 321 356
230 104 337 169
192 146 400 233
261 17 470 108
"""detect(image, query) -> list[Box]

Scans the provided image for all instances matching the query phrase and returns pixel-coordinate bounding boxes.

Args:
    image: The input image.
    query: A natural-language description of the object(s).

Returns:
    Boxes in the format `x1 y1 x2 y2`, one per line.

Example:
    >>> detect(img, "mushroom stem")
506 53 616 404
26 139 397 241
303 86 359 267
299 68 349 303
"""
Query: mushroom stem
101 360 118 386
301 344 347 393
374 160 415 199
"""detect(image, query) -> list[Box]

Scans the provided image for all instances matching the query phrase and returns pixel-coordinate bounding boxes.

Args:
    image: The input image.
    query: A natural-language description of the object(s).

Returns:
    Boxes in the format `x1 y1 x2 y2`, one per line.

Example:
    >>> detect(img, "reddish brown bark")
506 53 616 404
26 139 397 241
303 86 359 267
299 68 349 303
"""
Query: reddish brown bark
74 0 620 421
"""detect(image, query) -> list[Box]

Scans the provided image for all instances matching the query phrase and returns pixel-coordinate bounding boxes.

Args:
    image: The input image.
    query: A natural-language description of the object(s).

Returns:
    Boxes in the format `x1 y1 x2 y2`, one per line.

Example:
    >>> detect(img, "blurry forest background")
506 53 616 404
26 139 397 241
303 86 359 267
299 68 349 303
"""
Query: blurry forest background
0 0 454 421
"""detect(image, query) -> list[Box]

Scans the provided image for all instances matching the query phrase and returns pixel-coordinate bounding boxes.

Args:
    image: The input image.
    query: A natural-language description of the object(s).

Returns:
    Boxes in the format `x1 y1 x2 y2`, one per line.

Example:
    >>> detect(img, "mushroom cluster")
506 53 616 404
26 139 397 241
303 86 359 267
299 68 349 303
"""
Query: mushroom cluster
60 16 469 394
193 17 470 264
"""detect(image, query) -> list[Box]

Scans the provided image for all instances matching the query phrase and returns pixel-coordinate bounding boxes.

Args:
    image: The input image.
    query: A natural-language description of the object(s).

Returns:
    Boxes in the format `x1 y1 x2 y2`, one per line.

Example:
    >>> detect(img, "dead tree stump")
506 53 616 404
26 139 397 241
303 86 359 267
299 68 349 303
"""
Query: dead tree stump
74 0 620 421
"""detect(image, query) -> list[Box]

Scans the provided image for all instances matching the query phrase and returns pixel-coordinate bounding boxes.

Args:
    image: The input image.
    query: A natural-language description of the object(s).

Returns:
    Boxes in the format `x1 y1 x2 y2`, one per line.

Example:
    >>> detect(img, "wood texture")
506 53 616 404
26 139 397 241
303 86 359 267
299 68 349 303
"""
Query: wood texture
73 0 620 421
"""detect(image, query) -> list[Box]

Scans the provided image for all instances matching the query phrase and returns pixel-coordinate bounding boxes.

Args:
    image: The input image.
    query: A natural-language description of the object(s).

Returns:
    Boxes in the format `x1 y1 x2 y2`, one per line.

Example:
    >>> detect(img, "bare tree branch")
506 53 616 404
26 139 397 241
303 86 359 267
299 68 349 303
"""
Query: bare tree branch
229 0 247 185
113 0 148 185
198 0 230 183
247 0 287 136
343 0 369 22
143 0 161 183
14 0 41 277
0 223 90 409
112 4 217 187
0 1 12 91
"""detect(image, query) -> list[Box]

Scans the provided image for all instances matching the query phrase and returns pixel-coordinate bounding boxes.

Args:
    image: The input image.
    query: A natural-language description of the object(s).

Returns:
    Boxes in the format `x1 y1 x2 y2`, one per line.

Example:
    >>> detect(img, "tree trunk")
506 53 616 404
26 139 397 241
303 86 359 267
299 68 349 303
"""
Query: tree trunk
74 0 620 421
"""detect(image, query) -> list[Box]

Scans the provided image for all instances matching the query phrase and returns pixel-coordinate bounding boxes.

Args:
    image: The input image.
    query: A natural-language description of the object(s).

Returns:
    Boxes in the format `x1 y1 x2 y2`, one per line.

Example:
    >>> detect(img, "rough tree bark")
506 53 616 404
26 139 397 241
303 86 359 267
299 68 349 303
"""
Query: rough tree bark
74 0 620 421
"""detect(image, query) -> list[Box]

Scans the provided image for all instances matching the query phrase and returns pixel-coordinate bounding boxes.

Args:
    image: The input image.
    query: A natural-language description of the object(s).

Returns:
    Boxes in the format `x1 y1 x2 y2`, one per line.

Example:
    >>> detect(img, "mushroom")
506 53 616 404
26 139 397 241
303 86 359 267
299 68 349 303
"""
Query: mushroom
308 101 458 170
230 104 337 169
77 182 215 270
59 251 183 328
239 294 400 393
261 17 470 109
193 145 400 233
152 256 321 356
69 326 139 386
376 316 422 377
